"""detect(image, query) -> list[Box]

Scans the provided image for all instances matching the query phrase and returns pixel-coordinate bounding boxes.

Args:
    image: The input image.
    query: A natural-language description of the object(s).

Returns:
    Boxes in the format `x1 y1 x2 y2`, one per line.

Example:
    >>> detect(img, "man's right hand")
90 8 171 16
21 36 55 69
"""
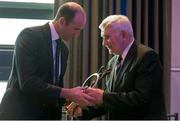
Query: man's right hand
60 87 96 107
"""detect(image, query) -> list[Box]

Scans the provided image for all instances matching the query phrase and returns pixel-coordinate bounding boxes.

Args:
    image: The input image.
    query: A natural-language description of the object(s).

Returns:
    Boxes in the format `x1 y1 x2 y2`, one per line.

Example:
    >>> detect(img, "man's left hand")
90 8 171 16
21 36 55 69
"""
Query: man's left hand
84 87 104 105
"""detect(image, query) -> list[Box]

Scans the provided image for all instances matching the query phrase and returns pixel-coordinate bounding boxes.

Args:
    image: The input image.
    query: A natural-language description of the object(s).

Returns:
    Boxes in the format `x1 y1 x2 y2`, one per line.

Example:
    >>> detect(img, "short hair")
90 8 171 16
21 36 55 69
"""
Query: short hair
54 2 83 25
99 15 134 36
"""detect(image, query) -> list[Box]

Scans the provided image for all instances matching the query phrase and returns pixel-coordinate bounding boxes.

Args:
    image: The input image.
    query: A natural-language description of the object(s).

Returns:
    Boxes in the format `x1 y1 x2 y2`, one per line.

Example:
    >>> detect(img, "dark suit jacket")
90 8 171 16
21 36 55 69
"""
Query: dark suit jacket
0 23 69 119
80 41 166 120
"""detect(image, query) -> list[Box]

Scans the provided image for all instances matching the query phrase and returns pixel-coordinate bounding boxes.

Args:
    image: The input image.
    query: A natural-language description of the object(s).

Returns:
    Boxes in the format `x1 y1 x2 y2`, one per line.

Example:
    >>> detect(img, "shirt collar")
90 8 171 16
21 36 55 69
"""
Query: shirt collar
121 39 134 63
49 22 59 42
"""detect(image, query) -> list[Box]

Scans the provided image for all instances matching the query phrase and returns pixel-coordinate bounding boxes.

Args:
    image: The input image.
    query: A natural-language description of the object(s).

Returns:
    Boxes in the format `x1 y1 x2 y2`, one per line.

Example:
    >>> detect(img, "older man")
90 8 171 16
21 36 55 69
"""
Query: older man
70 15 166 120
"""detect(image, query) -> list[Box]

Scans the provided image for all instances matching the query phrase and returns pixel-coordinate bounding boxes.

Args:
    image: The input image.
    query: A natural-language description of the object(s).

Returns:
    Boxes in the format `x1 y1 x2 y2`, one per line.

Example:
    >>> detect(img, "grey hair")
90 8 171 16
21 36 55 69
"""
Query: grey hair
99 15 134 36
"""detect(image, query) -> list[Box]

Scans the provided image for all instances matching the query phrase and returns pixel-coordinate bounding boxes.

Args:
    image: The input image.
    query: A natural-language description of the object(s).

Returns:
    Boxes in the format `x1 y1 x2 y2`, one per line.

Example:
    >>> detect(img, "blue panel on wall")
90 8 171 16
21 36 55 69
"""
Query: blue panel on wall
0 49 13 81
120 0 126 15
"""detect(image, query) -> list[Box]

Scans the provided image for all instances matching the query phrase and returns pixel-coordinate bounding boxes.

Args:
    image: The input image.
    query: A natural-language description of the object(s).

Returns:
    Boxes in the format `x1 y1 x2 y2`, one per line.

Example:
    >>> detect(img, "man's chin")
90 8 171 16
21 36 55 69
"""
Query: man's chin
109 50 117 55
108 50 113 55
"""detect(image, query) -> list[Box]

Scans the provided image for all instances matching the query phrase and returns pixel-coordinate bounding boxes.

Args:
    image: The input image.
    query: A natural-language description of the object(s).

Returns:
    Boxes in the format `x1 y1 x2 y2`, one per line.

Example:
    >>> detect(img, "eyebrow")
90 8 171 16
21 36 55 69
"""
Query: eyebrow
74 27 81 30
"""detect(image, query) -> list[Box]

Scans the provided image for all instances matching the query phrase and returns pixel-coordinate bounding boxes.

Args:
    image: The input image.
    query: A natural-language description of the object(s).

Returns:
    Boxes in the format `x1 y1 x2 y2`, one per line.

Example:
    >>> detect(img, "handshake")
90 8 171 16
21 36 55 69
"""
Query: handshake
64 87 104 118
61 66 111 118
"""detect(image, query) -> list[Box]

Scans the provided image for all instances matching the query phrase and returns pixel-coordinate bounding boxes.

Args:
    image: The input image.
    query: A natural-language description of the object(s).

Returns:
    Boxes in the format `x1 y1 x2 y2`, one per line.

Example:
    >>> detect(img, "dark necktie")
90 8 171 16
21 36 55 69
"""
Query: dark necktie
55 39 61 85
117 56 122 69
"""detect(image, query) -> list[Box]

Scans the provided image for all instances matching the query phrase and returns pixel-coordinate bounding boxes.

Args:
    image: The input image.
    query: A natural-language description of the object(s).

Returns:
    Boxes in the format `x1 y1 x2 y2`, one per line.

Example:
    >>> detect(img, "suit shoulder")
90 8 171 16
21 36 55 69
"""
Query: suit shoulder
138 44 154 53
15 24 50 51
20 23 49 35
17 24 49 41
137 44 158 57
136 44 160 63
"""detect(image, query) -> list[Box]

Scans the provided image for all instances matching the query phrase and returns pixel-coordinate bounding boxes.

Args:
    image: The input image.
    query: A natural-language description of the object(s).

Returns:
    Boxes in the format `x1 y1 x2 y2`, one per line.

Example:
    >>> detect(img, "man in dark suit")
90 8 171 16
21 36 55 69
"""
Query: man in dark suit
0 2 95 120
69 15 167 120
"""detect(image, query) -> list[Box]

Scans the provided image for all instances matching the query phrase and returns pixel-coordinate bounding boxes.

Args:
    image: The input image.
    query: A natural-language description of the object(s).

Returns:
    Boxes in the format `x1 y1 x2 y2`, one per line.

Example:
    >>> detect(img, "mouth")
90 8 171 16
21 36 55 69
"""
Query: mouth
106 45 111 50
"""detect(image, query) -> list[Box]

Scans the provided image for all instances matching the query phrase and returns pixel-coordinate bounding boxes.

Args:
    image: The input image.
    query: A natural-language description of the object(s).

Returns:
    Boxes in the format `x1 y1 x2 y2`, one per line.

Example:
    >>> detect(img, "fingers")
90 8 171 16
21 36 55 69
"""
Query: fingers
83 87 104 105
73 106 82 118
83 87 99 96
79 92 96 106
66 104 83 118
75 86 88 90
65 102 77 112
68 87 103 107
69 87 96 106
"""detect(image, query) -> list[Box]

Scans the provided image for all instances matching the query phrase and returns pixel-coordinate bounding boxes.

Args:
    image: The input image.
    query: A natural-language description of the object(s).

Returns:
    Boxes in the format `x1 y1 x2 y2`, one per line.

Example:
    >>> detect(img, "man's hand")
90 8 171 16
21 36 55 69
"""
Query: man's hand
84 87 104 105
60 87 96 107
67 104 83 118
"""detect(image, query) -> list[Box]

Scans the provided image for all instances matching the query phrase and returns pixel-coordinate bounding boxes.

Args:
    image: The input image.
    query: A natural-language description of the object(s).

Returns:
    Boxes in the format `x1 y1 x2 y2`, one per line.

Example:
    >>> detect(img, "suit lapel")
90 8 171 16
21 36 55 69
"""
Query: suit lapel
42 23 54 83
60 41 68 81
112 41 137 91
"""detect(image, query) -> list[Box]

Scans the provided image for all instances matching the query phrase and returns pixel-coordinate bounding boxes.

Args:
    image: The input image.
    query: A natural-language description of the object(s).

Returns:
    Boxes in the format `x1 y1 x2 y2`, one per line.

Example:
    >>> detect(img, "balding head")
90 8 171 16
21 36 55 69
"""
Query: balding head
54 2 86 25
52 2 86 41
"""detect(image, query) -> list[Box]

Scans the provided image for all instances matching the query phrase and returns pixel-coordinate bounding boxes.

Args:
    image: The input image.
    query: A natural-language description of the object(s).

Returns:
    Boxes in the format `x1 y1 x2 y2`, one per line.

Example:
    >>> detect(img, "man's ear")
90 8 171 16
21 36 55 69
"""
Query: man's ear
59 17 66 26
120 30 127 38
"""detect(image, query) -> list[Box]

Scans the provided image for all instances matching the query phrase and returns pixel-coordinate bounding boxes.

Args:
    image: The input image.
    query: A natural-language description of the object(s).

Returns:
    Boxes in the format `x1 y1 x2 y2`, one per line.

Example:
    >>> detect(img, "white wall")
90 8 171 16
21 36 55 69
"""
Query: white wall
171 0 180 115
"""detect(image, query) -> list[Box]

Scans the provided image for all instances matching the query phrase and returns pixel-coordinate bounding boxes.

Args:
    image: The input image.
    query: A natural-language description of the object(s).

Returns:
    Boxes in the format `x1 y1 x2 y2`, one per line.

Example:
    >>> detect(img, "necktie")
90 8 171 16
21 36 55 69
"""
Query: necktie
115 55 122 77
117 56 122 69
112 56 122 89
55 39 61 85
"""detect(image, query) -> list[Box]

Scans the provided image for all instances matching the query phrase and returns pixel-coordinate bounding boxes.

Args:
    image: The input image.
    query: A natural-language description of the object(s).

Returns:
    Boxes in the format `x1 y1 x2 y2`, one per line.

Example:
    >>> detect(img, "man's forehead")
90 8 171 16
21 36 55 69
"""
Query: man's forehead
70 16 86 29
